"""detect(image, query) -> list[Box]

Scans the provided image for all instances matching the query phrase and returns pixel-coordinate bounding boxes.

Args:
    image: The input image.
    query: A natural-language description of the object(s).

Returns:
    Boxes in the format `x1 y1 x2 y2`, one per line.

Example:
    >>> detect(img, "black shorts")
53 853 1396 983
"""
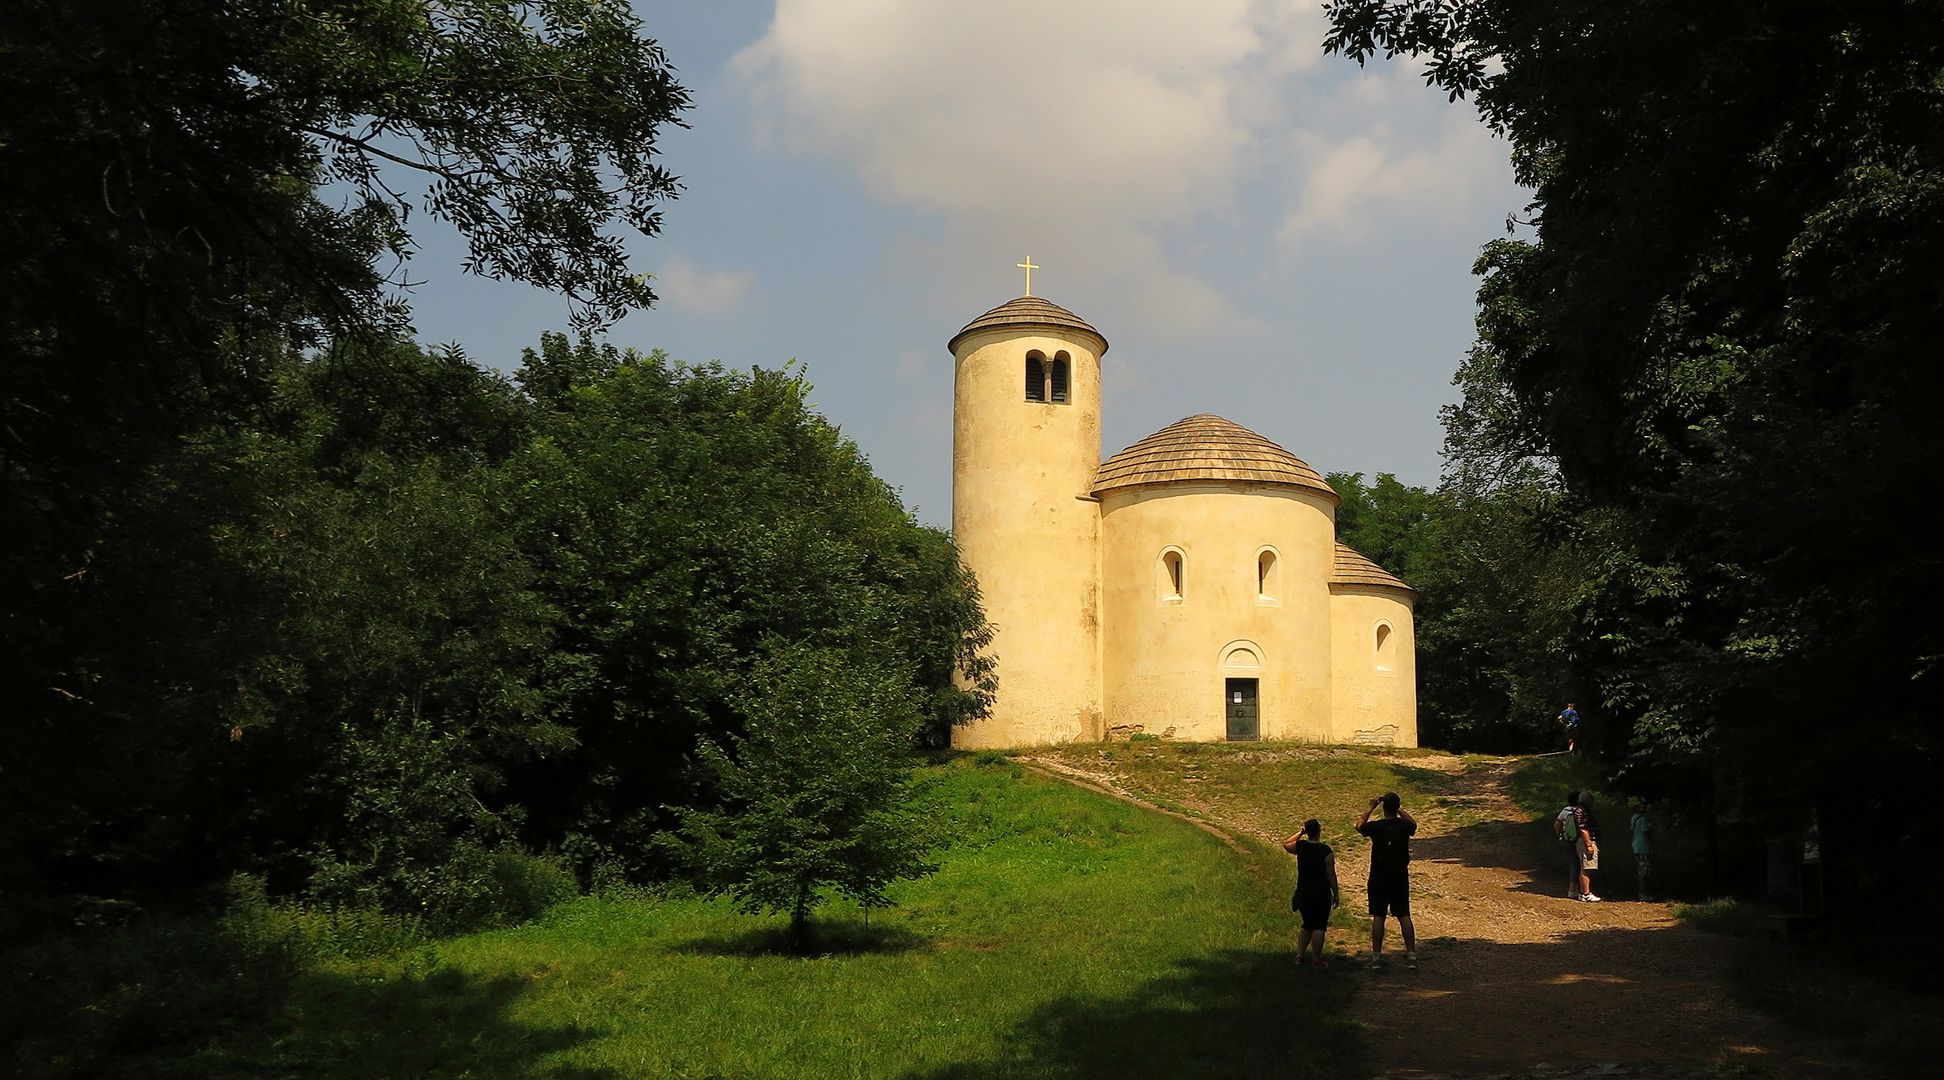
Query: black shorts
1368 870 1411 918
1297 895 1332 931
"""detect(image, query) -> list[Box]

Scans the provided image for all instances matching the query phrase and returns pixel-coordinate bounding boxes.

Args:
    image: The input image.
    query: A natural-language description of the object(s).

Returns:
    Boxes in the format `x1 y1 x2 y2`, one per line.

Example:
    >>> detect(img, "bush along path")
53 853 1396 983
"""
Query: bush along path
1022 745 1864 1079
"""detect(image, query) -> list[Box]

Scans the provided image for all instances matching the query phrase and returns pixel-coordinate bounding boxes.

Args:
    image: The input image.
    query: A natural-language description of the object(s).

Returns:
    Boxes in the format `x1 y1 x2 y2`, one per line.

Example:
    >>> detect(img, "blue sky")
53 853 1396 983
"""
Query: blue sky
402 2 1527 527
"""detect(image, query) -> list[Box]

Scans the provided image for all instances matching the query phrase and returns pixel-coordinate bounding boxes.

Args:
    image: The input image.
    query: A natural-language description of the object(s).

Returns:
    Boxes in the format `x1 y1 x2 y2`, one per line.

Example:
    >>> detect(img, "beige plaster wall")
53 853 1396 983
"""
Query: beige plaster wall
1098 483 1337 742
1328 588 1419 747
950 328 1105 748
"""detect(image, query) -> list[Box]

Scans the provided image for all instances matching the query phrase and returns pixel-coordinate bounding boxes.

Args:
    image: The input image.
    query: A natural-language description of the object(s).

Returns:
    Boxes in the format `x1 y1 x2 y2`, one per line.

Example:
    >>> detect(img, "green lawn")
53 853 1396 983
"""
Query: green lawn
202 757 1363 1078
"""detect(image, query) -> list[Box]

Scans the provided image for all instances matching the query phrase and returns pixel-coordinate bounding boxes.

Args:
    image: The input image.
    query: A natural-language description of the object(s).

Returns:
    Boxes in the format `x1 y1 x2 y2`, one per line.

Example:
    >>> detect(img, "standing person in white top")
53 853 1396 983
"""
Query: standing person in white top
1574 797 1602 902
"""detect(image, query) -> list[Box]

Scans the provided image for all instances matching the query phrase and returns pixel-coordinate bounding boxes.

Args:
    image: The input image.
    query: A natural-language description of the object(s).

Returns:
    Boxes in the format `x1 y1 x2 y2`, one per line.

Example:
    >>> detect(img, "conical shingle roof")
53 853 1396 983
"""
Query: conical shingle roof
1092 414 1337 500
1330 543 1415 595
947 295 1108 355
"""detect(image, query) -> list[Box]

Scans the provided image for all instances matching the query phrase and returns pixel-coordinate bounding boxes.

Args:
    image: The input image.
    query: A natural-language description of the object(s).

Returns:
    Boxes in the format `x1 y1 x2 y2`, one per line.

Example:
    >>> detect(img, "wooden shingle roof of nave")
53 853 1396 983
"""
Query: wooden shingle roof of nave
1092 414 1338 501
1330 543 1416 596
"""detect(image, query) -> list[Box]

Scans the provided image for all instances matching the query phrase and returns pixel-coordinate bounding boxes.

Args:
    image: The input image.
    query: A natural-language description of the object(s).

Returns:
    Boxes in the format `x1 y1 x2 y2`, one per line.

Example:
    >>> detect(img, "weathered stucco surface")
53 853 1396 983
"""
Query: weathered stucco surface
951 325 1104 748
1099 483 1336 741
1328 588 1419 746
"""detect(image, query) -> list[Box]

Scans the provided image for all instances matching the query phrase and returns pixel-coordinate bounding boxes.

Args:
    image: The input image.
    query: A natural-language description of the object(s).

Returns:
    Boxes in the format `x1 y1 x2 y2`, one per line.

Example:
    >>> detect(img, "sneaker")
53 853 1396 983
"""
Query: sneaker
1569 891 1583 901
1405 954 1418 971
1368 956 1384 971
1580 893 1603 903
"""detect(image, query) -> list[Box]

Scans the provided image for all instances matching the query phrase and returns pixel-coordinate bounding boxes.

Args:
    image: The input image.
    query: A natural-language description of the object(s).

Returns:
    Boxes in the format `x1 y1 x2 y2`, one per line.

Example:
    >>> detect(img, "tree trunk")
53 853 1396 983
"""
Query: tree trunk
790 886 811 953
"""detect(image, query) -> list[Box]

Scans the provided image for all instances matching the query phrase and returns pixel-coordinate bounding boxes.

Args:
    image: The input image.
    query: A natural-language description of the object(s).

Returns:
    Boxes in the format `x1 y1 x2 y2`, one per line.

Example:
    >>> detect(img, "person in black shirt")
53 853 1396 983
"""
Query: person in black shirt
1283 818 1341 966
1357 791 1419 970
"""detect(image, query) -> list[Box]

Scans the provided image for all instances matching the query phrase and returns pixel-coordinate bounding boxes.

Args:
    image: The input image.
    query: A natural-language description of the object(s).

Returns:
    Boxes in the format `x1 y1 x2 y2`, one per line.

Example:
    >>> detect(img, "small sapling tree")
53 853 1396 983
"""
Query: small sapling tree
669 644 942 950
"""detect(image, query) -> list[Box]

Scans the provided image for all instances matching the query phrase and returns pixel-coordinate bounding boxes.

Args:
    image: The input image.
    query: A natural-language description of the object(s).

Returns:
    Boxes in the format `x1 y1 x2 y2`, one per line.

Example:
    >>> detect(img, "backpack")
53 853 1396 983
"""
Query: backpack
1558 808 1579 845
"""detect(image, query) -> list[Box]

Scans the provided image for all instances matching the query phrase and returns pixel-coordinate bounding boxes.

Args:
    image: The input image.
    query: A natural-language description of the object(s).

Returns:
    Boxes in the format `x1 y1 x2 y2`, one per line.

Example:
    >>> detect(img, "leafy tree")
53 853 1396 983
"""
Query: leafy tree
0 322 994 929
1325 0 1944 905
1331 470 1582 751
0 336 567 927
1328 471 1437 575
3 0 689 583
1417 483 1599 752
1 0 688 920
504 336 992 879
215 406 565 919
665 645 943 949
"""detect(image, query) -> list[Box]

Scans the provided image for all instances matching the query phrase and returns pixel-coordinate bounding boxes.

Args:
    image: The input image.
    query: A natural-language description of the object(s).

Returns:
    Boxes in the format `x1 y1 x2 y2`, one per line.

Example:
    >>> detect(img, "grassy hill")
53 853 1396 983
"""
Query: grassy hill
1027 740 1507 850
153 755 1365 1079
34 742 1914 1077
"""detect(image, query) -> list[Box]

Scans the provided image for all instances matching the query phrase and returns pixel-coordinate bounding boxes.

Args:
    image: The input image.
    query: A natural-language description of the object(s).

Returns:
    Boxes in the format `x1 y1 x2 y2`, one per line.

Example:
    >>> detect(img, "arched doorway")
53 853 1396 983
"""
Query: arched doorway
1220 641 1263 741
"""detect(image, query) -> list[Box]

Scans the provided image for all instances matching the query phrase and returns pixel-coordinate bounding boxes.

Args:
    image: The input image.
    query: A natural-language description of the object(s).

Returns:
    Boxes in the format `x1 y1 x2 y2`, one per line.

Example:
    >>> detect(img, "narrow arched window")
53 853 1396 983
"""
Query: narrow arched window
1050 352 1070 403
1025 355 1046 401
1256 549 1279 600
1375 623 1395 671
1159 549 1185 602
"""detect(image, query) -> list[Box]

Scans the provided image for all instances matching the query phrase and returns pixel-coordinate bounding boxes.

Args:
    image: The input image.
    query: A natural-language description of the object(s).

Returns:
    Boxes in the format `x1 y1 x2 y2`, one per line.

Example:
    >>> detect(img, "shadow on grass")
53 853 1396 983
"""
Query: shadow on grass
1385 760 1486 796
1500 752 1593 817
902 947 1362 1080
1410 816 1580 898
1387 754 1636 900
219 963 616 1079
670 917 931 958
1347 924 1873 1078
1677 901 1933 1077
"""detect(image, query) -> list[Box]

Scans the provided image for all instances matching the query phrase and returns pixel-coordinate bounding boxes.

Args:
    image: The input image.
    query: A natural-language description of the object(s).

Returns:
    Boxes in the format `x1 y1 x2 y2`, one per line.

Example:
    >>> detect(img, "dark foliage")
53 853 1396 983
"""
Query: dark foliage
2 334 991 930
1 0 690 926
1326 0 1944 912
506 335 992 882
0 3 984 1068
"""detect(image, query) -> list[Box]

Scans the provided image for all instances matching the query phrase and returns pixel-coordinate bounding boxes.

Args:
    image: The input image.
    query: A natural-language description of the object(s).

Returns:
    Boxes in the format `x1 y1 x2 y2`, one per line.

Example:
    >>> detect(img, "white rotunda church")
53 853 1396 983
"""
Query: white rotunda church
948 290 1418 750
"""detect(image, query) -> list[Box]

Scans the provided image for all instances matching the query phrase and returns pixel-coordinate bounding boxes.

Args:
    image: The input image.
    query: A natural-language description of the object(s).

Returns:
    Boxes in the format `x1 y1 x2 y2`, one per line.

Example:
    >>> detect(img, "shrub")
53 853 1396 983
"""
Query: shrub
223 872 428 965
487 849 578 924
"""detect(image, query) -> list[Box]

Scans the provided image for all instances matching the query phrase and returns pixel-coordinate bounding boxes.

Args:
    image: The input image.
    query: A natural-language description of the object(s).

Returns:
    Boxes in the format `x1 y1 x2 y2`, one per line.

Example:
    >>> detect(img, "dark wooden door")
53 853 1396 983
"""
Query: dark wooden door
1225 678 1259 741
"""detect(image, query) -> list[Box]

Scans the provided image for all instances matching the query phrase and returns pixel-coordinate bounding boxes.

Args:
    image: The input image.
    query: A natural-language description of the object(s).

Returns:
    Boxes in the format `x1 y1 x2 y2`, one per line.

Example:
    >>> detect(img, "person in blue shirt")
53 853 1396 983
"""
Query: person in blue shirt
1557 703 1581 754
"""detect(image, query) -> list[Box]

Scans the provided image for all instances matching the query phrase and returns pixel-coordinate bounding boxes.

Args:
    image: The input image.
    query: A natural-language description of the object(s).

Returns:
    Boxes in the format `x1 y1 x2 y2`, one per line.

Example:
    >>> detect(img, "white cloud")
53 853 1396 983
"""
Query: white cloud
731 1 1512 336
1280 105 1509 244
735 1 1261 219
733 1 1306 337
654 257 755 315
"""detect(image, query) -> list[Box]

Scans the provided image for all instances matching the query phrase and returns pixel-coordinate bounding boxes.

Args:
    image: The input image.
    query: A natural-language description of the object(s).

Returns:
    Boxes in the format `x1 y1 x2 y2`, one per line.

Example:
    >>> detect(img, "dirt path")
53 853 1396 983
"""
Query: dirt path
1021 751 1862 1079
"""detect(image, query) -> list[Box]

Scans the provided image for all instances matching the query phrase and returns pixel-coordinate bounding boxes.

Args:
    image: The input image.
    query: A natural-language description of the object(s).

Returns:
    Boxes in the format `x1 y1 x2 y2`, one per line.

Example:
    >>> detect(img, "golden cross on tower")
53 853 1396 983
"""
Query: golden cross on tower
1016 256 1040 296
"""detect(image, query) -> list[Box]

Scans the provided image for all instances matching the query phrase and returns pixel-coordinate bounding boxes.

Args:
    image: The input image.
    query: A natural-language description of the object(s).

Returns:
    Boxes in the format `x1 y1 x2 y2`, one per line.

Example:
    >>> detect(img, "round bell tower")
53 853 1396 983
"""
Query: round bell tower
948 290 1108 747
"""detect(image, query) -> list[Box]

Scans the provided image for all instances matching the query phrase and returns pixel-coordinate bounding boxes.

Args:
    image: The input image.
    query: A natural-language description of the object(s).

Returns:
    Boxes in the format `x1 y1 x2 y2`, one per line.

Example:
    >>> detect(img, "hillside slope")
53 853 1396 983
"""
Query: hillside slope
145 758 1359 1079
1024 743 1862 1078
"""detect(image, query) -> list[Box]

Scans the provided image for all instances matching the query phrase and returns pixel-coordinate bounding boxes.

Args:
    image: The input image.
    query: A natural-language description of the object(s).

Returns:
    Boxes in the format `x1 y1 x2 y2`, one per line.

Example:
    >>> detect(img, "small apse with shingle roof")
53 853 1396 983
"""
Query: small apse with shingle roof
947 292 1416 749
